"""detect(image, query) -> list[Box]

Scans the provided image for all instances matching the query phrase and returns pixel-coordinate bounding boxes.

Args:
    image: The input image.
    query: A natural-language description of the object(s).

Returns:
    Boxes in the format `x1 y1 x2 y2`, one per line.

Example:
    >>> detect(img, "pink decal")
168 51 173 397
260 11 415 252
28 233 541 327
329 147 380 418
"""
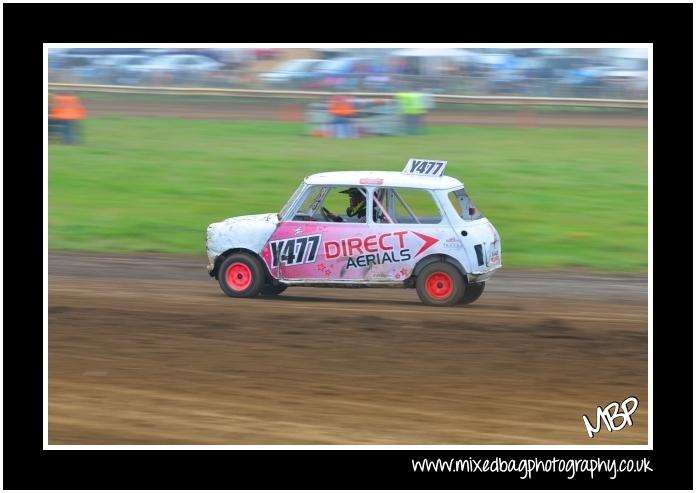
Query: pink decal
347 238 363 256
324 242 340 259
364 235 378 253
359 177 384 185
263 221 448 282
393 230 408 248
378 234 394 251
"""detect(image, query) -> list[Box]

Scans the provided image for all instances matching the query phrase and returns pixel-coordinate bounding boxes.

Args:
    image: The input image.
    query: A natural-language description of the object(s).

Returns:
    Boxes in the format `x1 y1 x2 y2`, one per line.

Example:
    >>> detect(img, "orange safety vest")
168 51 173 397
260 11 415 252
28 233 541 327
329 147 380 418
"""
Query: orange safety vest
50 95 87 120
328 95 354 117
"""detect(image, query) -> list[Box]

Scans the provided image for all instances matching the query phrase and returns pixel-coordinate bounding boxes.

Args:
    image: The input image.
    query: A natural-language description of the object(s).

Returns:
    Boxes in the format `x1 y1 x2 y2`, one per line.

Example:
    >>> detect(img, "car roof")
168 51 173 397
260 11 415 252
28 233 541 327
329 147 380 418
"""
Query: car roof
304 171 464 190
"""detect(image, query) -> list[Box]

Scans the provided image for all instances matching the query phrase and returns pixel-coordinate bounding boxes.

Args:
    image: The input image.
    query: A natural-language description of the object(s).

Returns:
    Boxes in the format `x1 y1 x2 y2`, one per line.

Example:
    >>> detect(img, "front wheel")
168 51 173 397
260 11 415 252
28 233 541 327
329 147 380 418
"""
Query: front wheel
460 282 485 305
416 262 465 306
218 253 265 298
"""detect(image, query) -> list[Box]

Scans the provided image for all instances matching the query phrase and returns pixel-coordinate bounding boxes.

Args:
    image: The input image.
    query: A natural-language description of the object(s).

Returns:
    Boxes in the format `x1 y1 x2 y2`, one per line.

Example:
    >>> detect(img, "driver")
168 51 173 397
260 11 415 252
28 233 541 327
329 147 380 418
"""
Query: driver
323 187 367 223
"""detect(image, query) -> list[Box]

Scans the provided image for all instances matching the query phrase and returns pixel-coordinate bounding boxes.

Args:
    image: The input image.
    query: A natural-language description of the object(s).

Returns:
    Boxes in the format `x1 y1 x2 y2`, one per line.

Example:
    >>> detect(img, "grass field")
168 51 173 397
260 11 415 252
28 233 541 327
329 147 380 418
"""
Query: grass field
48 118 648 272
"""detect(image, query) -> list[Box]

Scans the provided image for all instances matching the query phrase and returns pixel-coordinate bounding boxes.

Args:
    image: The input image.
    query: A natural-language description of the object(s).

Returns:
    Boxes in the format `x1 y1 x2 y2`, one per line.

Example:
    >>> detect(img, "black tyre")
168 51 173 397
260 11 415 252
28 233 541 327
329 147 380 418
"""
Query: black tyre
218 253 265 298
416 262 465 306
460 282 485 305
261 283 288 296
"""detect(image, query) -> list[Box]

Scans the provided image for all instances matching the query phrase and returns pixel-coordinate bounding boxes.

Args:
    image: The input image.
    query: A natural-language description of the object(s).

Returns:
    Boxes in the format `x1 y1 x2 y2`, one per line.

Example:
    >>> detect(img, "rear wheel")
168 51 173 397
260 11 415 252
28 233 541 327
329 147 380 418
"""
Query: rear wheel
218 253 265 298
460 282 485 305
416 262 465 306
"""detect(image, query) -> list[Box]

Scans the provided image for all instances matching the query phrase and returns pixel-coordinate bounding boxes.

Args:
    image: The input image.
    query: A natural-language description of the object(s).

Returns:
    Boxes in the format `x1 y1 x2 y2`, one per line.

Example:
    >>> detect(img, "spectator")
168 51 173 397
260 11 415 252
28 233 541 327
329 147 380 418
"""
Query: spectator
49 92 87 144
396 89 428 135
48 92 62 141
328 93 356 138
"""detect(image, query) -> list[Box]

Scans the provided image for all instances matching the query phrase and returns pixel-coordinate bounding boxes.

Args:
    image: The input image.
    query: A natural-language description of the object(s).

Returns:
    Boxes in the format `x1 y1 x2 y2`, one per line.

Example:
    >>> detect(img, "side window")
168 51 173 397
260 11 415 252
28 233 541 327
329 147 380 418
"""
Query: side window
391 188 442 224
320 187 351 220
448 189 483 221
321 186 370 223
292 186 369 223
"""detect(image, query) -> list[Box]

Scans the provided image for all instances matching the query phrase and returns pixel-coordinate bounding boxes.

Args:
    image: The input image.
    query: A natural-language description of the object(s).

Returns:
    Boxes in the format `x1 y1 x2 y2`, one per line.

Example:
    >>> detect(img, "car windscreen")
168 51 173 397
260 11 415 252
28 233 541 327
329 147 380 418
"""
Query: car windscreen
279 182 306 219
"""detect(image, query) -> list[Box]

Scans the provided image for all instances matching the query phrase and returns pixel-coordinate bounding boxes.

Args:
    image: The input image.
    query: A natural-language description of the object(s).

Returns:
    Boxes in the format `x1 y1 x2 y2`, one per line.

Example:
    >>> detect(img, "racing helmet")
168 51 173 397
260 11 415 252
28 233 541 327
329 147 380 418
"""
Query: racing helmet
340 187 367 218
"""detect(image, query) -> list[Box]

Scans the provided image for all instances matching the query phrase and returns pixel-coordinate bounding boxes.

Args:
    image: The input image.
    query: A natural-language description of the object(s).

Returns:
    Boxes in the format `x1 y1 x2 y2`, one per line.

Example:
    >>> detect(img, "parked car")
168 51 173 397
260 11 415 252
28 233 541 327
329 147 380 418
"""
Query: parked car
128 54 224 85
259 58 323 86
303 57 379 90
51 54 101 82
596 57 648 98
93 54 152 84
206 159 502 306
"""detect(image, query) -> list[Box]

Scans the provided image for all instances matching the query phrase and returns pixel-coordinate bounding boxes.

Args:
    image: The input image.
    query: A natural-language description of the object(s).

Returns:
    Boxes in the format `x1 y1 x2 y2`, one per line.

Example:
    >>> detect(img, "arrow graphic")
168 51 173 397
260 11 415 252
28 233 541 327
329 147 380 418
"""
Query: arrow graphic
412 231 439 257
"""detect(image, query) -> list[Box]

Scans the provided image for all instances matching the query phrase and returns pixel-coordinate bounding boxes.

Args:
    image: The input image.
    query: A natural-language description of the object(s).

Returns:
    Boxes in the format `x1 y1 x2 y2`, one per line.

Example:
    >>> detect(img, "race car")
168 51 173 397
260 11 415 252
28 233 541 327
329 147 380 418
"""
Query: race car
206 159 501 306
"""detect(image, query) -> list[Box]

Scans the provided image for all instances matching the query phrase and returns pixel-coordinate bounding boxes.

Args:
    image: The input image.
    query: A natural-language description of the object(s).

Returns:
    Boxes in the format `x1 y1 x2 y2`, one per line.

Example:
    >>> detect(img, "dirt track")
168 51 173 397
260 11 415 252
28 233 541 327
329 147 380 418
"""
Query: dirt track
48 251 648 445
84 99 647 128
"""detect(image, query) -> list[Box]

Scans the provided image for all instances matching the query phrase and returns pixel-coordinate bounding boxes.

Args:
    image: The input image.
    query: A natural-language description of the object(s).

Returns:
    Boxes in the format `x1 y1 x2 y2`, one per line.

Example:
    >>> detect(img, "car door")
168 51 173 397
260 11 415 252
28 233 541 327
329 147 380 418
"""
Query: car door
260 185 373 282
360 187 452 281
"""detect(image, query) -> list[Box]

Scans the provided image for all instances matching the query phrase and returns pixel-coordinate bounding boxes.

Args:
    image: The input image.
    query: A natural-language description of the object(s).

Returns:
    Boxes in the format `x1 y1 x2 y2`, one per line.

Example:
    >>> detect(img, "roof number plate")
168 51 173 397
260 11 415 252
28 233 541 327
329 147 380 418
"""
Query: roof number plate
403 158 448 177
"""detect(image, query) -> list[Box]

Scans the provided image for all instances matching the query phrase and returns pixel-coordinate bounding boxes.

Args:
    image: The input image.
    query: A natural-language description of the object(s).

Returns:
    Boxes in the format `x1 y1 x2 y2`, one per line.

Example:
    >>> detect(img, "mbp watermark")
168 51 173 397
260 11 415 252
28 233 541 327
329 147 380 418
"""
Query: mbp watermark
582 396 639 438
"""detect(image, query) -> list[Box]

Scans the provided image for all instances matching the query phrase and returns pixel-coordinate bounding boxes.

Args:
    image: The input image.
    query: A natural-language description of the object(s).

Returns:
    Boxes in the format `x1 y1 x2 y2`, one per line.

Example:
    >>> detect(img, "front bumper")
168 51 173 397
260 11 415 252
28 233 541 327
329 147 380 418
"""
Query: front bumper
467 264 502 284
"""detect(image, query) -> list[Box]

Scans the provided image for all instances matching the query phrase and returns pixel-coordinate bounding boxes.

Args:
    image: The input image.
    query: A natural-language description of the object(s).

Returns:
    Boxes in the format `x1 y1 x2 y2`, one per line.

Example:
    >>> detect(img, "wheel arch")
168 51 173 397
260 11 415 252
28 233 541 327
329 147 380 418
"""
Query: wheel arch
411 254 468 282
212 248 267 280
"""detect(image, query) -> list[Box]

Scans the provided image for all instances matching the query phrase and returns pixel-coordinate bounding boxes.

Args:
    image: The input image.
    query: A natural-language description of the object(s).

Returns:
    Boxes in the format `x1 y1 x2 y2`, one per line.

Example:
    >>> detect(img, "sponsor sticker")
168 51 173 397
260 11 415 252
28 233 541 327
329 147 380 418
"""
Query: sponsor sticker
270 234 321 267
322 231 438 271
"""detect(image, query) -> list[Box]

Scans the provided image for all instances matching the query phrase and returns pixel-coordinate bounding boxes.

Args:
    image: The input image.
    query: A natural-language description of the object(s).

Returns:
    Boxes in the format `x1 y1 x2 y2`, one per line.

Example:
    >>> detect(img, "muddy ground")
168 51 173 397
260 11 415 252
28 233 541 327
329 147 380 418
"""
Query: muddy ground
84 99 647 128
48 252 648 445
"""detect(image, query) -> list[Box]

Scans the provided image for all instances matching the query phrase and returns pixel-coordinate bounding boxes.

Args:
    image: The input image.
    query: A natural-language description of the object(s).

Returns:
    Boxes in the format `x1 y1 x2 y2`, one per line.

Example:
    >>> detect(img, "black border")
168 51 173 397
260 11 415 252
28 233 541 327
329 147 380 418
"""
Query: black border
4 2 692 490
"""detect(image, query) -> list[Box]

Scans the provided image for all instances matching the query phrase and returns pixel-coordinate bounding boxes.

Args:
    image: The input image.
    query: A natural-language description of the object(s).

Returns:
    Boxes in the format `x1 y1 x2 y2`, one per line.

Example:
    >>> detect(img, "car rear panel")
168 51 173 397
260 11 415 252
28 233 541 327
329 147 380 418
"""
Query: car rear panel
455 218 502 279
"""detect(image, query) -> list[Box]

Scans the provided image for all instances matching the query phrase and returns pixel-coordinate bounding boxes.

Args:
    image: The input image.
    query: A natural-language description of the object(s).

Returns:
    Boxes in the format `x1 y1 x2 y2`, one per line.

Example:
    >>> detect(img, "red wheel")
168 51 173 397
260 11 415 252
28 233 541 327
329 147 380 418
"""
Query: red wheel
225 262 252 291
218 253 264 298
425 272 454 300
416 262 465 306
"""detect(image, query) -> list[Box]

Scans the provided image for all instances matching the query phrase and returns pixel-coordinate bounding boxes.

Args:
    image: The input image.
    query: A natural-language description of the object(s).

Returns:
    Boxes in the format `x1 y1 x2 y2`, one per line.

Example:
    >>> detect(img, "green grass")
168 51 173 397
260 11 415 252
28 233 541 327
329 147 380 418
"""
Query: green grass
49 118 648 272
